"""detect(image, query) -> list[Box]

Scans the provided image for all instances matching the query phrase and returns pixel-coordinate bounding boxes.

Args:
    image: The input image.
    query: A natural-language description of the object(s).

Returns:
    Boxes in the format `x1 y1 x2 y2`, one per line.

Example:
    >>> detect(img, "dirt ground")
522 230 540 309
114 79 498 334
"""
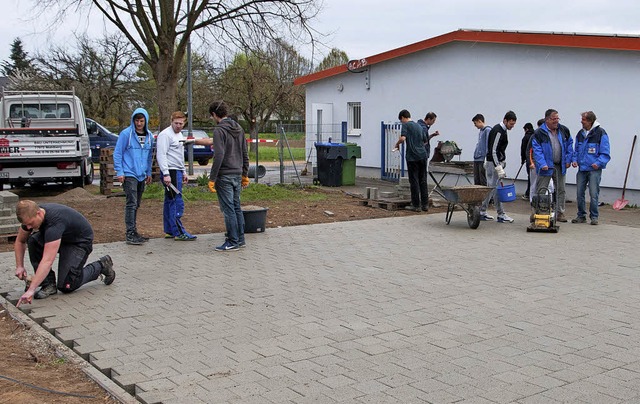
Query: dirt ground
0 309 119 403
0 182 422 402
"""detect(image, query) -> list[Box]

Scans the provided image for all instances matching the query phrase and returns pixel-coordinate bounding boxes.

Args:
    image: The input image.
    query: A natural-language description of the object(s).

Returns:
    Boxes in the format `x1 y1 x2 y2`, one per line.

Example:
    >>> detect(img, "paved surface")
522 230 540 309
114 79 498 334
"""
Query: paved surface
3 194 640 403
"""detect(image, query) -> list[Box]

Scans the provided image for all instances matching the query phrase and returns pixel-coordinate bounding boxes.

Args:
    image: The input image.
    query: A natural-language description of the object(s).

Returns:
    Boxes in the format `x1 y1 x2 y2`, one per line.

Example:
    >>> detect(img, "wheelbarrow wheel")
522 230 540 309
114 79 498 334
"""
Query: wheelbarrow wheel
467 205 481 229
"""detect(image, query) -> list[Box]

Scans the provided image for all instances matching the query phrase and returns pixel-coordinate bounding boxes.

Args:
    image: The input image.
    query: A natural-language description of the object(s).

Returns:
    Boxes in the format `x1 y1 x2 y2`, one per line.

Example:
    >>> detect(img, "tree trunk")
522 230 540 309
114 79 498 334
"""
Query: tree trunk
154 58 179 127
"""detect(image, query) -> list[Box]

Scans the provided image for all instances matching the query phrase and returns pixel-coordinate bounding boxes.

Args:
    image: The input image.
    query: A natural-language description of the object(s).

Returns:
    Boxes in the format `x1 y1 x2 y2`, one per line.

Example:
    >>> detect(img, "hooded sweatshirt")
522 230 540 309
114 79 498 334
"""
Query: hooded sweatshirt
113 108 154 180
209 117 249 181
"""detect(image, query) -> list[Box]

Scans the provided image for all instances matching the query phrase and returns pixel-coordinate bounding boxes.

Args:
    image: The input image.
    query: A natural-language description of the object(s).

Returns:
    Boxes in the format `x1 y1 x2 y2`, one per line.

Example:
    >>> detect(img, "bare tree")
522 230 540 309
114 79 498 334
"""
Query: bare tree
36 0 321 123
218 39 311 137
30 34 140 122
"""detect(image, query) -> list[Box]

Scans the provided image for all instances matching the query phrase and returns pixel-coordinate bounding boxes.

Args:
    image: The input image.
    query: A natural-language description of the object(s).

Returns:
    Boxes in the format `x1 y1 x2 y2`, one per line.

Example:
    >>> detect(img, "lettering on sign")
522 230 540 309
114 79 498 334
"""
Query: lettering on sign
347 58 368 72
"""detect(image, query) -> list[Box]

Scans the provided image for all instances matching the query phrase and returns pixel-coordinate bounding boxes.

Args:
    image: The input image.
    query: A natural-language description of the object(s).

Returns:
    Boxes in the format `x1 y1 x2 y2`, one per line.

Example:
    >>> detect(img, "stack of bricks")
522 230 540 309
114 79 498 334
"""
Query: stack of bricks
100 148 115 195
0 191 21 239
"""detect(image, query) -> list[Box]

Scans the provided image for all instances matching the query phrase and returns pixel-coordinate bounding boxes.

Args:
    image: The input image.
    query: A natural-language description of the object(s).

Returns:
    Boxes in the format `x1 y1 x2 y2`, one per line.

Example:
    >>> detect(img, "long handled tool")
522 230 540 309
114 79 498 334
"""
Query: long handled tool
613 134 637 210
300 146 313 176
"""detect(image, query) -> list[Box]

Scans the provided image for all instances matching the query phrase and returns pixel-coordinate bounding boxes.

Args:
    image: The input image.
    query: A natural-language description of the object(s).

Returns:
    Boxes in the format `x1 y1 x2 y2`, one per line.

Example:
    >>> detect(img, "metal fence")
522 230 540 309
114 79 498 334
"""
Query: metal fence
381 121 405 181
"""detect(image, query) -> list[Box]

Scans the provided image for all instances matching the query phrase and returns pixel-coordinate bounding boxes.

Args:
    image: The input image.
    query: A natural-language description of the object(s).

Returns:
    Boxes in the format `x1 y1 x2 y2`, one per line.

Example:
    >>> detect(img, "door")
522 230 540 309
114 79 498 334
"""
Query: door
309 103 333 169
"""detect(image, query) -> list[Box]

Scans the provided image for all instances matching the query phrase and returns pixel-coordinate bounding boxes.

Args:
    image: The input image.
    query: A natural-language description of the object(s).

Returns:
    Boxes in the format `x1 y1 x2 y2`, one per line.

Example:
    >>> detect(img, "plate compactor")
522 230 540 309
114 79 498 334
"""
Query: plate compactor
527 187 559 233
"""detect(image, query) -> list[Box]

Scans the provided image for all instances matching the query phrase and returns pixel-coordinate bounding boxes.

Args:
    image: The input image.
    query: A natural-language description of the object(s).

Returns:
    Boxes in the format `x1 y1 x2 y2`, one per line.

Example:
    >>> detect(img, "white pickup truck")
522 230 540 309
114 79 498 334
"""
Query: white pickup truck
0 89 93 189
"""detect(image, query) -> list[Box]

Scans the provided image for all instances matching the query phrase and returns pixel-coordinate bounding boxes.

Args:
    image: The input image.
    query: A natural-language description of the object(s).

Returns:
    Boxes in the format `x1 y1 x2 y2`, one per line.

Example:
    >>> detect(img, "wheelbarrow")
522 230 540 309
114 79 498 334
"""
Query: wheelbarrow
441 185 493 229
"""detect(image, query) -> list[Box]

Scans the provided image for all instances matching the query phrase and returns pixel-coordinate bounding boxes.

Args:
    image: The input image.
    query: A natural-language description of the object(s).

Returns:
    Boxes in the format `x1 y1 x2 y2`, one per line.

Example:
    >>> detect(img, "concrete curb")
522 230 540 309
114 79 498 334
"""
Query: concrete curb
0 294 139 404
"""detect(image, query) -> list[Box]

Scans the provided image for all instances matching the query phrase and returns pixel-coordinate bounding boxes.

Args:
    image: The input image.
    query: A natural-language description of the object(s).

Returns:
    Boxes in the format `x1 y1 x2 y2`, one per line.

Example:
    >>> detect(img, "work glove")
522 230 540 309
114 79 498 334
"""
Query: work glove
208 180 216 193
241 176 250 188
494 164 506 179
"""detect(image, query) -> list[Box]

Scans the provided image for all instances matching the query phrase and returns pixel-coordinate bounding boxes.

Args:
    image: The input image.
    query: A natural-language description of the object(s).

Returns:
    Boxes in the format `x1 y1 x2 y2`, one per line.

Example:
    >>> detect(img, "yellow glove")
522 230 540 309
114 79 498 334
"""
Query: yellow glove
241 176 250 188
208 180 216 193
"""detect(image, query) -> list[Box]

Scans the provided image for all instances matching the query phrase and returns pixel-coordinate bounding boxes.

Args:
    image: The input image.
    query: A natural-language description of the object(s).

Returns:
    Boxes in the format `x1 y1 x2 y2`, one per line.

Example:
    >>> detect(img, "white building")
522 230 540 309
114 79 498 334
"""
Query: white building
295 29 640 205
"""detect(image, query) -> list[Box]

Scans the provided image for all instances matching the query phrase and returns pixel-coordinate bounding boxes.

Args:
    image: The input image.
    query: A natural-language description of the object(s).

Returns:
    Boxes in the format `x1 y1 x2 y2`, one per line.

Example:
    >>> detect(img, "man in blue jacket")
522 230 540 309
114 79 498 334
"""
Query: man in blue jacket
571 111 610 225
113 108 154 245
531 109 573 222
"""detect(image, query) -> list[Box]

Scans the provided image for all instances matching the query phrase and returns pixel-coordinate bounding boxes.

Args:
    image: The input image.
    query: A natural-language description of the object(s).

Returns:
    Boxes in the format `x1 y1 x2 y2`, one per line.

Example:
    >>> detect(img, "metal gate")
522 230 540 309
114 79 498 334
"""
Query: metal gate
381 121 405 181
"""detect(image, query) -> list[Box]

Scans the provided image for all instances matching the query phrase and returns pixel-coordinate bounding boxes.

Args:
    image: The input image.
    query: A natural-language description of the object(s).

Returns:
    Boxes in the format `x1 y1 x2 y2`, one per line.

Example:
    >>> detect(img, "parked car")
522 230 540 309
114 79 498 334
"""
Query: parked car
87 118 119 163
181 129 214 166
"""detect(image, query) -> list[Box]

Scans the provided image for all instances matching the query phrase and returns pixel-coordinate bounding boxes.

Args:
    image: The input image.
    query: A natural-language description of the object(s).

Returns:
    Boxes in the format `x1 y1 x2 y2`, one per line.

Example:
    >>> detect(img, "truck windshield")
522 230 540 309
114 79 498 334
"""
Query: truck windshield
9 103 72 119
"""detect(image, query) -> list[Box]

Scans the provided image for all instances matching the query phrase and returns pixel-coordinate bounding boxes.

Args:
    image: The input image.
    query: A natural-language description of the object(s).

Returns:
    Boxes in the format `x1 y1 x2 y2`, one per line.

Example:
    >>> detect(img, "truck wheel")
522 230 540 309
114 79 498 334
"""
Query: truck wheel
84 162 95 185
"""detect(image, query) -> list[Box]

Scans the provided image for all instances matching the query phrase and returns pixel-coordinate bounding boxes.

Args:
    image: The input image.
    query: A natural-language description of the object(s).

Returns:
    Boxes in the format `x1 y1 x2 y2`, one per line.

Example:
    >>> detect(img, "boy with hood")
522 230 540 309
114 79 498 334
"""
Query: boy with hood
571 111 610 225
194 101 249 251
113 108 154 245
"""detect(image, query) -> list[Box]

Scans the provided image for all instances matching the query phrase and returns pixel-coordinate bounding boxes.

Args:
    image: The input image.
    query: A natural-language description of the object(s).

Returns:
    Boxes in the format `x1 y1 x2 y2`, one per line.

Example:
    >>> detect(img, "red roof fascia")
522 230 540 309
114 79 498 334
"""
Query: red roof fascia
294 29 640 86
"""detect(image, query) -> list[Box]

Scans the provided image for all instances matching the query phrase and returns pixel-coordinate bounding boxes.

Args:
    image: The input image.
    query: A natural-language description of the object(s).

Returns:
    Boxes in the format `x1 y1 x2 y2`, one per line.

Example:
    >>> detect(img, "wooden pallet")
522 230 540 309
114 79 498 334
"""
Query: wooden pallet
359 198 412 211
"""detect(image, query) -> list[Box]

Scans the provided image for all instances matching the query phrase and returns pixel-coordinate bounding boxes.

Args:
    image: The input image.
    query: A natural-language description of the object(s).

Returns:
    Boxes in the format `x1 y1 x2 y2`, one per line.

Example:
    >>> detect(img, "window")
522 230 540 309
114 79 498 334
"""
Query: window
9 103 71 119
347 102 361 135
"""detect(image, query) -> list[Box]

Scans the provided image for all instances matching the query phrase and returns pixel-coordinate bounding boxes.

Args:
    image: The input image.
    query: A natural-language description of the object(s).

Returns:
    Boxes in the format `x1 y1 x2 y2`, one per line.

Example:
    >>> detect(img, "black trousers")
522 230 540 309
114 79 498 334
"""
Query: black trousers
407 158 428 208
28 232 102 293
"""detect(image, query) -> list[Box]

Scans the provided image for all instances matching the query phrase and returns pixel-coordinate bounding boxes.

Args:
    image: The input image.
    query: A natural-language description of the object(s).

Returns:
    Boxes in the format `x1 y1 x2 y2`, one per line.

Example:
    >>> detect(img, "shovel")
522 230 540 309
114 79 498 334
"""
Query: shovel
613 134 637 210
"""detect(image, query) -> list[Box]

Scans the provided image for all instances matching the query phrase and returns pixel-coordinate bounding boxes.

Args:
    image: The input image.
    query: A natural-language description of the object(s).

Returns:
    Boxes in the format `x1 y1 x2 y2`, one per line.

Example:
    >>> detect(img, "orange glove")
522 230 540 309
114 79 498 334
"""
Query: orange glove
208 180 216 193
241 176 250 188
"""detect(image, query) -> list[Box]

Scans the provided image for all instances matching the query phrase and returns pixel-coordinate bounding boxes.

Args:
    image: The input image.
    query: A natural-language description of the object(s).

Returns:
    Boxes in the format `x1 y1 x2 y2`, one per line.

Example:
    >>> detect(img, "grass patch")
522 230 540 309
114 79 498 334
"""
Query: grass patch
249 147 305 162
260 132 305 141
142 182 327 203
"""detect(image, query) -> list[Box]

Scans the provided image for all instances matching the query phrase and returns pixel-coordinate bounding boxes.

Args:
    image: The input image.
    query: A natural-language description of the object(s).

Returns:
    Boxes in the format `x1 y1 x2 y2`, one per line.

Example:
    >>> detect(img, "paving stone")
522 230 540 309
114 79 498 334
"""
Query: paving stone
3 214 640 402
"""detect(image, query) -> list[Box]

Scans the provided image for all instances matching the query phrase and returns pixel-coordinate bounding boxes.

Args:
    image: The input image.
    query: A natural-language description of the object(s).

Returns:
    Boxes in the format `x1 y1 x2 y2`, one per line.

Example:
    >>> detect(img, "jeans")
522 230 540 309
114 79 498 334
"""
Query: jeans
536 163 566 213
481 161 504 216
215 174 245 246
28 232 102 293
576 169 602 219
123 177 145 235
406 159 428 208
163 170 188 236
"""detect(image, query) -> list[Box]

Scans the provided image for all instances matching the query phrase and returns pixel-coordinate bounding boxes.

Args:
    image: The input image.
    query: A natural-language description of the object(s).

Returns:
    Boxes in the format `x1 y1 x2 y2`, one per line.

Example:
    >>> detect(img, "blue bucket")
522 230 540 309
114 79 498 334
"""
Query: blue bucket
496 183 516 202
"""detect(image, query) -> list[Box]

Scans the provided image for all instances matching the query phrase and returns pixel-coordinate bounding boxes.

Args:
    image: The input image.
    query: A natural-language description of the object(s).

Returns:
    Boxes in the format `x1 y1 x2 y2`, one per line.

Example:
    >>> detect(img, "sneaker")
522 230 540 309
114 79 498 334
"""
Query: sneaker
480 213 494 221
521 195 529 200
238 241 246 248
404 205 420 212
497 214 514 223
215 240 239 252
591 218 599 225
175 233 197 241
125 234 143 245
99 255 116 285
34 283 58 299
571 216 587 224
164 233 174 239
134 232 149 242
421 206 429 212
556 212 568 222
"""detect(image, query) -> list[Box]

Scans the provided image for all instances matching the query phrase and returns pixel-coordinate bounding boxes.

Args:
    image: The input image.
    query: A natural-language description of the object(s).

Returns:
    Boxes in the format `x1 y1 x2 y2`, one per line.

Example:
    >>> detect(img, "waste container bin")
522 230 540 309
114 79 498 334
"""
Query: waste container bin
315 142 345 187
341 143 361 186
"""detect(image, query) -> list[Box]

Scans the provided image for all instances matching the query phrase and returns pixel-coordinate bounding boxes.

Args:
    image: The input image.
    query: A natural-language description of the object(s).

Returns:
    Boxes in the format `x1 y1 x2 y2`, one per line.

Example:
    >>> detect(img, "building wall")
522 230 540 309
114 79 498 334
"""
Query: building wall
304 41 640 201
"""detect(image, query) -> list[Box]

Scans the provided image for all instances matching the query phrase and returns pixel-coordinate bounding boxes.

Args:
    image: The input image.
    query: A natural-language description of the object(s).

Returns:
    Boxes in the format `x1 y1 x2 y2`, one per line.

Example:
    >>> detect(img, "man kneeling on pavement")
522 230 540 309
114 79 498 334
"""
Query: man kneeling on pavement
14 200 115 307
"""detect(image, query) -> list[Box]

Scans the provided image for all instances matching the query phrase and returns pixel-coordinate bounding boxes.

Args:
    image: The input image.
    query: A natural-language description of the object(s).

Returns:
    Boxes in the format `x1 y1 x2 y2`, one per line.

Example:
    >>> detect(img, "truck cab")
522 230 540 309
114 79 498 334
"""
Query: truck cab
0 89 93 188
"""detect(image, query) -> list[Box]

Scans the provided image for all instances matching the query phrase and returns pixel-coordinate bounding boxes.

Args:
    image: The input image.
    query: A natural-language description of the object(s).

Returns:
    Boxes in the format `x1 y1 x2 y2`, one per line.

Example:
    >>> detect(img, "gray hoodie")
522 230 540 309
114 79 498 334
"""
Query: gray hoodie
209 118 249 181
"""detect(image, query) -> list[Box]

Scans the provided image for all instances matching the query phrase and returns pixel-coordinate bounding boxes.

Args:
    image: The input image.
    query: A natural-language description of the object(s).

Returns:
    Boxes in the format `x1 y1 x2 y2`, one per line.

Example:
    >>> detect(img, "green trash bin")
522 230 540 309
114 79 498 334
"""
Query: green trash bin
341 144 361 186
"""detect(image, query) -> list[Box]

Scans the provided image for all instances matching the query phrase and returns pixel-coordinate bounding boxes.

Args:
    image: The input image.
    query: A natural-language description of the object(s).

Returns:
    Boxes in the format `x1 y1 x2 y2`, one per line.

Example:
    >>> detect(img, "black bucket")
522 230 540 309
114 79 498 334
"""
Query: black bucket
242 207 268 233
248 165 266 178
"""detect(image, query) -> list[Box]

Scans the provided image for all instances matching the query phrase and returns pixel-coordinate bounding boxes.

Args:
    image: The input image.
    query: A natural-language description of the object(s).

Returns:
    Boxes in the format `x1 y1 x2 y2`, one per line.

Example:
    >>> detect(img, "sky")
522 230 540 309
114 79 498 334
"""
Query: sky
1 0 639 67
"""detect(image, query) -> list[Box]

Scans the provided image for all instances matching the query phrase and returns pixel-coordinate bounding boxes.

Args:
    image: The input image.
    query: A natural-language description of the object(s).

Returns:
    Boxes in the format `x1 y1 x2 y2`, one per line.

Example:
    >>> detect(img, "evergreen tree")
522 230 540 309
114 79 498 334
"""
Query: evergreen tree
2 38 31 76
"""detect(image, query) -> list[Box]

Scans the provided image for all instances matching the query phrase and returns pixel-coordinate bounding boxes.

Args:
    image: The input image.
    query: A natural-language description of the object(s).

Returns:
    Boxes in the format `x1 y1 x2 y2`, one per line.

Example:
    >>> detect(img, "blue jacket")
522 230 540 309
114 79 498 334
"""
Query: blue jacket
572 123 610 171
113 108 154 181
531 123 573 176
473 126 491 161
